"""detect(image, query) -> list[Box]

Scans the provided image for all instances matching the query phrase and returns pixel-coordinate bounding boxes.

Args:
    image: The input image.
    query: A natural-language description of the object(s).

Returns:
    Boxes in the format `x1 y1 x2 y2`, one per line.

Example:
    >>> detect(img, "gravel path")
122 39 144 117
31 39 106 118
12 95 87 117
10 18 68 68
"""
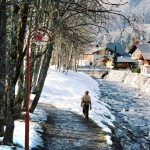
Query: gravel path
37 104 112 150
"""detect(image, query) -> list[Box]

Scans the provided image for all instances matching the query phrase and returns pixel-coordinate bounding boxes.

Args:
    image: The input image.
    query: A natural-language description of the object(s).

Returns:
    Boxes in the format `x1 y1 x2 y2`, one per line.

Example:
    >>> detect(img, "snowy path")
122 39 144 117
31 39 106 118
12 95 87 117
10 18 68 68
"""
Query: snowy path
38 104 111 150
97 79 150 150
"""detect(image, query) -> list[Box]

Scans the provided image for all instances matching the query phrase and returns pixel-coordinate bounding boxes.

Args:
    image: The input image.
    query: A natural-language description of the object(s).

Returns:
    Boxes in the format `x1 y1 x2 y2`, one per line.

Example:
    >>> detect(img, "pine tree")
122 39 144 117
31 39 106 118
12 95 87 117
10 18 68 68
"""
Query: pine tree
113 46 118 69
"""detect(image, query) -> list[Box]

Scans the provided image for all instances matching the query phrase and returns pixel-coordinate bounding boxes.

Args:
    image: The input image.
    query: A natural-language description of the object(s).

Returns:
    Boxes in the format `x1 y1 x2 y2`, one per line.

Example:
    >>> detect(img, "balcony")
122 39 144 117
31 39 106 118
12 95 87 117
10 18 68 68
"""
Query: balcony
141 65 150 76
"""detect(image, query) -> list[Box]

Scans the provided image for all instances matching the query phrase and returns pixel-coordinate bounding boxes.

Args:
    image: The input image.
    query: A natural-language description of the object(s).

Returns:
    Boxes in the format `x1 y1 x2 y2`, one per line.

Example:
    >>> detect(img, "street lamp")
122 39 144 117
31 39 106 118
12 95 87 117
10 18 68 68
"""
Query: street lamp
25 28 51 150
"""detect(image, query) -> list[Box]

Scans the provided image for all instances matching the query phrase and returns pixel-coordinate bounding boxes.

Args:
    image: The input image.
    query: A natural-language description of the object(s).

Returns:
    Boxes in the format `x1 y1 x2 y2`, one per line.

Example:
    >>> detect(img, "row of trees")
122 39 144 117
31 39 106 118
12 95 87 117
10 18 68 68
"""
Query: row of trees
0 0 129 145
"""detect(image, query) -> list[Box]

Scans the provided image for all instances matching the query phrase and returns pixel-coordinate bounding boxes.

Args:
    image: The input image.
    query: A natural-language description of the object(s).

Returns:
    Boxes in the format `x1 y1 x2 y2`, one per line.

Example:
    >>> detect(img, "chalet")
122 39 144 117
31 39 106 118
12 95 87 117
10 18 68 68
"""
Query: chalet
101 42 136 69
135 44 150 75
102 56 136 69
136 44 150 65
78 44 101 66
128 40 141 60
92 47 104 59
128 41 150 75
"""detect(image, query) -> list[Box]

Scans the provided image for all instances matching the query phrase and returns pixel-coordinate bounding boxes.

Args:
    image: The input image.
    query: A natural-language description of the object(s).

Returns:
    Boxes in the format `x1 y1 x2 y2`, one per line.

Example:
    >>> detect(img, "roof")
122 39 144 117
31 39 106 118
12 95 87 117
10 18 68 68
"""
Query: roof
128 40 140 54
106 43 129 56
116 57 137 63
103 56 136 63
136 44 150 60
92 50 101 54
84 48 98 55
128 45 137 54
129 40 141 49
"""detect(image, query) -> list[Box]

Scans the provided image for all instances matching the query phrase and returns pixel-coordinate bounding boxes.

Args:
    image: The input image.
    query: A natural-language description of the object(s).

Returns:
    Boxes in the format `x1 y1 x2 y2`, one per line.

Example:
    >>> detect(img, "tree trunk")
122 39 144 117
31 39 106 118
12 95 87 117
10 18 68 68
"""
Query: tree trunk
31 47 43 94
0 0 7 137
3 35 16 144
29 43 53 113
3 88 15 144
14 66 24 117
3 1 19 143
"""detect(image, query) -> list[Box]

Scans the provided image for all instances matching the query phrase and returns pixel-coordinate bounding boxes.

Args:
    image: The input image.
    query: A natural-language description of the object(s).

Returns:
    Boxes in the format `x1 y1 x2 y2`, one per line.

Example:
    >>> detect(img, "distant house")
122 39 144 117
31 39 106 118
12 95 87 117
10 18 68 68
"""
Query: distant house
128 40 141 60
92 47 104 59
129 43 150 75
135 44 150 65
129 43 150 65
78 44 100 66
136 44 150 75
102 42 135 69
102 56 136 69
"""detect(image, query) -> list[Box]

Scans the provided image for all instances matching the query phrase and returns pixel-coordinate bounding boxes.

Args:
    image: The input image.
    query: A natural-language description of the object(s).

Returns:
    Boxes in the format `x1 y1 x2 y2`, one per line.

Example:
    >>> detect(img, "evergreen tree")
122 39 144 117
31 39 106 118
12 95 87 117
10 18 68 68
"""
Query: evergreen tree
113 46 118 69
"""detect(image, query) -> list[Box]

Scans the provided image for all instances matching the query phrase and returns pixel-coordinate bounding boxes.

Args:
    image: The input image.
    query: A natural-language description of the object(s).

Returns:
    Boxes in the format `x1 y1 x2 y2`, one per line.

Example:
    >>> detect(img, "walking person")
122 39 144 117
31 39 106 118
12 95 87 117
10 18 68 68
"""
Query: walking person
81 91 92 120
93 60 96 68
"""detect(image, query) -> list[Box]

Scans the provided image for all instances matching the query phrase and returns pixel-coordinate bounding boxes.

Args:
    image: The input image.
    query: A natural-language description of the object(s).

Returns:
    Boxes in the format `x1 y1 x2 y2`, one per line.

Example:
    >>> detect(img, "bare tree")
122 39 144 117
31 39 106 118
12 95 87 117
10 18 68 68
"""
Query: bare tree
0 0 7 138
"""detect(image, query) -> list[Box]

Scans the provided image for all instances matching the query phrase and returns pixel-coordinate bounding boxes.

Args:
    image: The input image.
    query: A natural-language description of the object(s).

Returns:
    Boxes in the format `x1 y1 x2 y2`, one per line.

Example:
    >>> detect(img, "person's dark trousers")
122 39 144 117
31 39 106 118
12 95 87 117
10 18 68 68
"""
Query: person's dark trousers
83 104 89 120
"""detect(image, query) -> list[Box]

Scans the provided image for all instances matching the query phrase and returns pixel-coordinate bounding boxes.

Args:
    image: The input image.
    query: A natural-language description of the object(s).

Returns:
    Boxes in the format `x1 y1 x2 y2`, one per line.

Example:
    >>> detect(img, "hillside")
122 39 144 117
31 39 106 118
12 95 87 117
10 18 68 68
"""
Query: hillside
110 0 150 23
124 0 150 24
104 0 150 42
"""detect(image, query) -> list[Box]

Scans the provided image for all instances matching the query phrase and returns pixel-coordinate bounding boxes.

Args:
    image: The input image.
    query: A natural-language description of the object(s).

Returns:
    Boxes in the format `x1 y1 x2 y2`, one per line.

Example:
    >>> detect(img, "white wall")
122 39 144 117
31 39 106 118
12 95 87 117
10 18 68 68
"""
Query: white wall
105 70 150 93
78 60 90 66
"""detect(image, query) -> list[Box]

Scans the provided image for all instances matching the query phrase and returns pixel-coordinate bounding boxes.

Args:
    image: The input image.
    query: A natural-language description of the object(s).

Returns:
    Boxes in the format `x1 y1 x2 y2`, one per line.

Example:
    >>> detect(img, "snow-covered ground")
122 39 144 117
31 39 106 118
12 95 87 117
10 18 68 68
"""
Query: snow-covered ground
0 66 115 149
0 108 48 150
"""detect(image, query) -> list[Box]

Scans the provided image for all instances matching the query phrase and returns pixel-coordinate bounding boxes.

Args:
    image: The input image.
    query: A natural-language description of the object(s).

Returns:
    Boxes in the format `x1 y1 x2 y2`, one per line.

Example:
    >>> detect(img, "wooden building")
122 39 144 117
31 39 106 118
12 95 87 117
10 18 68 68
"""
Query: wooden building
135 44 150 75
78 44 101 66
136 44 150 65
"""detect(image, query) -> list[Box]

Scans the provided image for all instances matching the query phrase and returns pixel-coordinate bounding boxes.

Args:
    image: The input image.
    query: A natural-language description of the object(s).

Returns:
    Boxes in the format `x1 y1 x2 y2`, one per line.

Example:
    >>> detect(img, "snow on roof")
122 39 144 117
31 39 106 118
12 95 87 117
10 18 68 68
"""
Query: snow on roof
117 56 137 63
136 44 150 60
85 47 100 55
106 56 136 63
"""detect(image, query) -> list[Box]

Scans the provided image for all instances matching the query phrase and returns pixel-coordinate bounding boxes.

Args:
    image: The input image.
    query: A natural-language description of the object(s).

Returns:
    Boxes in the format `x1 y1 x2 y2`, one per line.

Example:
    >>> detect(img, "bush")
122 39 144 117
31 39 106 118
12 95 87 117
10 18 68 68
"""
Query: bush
131 68 140 73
